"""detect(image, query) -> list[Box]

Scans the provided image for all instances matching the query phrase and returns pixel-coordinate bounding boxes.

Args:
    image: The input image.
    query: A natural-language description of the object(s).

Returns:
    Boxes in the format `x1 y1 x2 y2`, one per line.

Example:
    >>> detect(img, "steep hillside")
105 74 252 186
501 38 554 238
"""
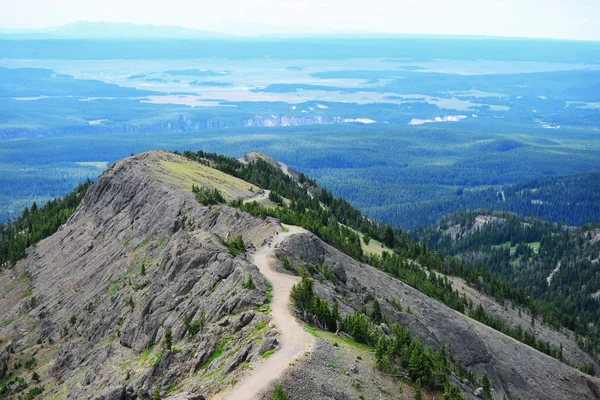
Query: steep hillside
0 152 283 399
271 232 600 399
1 151 599 400
412 210 600 361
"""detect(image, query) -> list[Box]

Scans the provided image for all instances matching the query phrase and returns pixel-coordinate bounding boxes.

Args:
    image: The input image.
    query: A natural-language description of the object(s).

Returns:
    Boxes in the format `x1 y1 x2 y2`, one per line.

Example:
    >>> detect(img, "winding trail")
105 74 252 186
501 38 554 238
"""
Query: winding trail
222 224 315 400
242 189 270 204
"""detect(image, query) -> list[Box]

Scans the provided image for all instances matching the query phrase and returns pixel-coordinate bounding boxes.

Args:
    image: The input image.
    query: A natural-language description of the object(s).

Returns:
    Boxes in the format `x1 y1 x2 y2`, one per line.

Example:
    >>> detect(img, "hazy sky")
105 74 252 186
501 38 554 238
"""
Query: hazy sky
1 0 599 40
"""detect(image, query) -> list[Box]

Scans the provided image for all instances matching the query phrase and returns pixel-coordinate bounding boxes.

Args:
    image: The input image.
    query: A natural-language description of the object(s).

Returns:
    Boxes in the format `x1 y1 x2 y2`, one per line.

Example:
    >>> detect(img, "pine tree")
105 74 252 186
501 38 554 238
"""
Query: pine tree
331 299 340 328
559 343 564 361
243 274 255 290
384 225 395 248
413 379 423 400
442 382 463 400
375 337 388 371
363 234 371 245
482 373 492 400
408 345 423 381
370 299 383 324
164 328 172 351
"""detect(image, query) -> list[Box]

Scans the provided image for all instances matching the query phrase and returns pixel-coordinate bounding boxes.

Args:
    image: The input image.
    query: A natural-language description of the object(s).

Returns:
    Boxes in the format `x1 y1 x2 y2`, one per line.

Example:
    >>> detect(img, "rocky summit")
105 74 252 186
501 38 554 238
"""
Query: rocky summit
1 151 599 400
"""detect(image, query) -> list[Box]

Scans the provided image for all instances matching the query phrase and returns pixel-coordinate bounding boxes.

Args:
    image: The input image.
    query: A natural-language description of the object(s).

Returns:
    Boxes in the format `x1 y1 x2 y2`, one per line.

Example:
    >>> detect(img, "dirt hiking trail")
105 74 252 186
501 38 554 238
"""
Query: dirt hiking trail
222 224 315 400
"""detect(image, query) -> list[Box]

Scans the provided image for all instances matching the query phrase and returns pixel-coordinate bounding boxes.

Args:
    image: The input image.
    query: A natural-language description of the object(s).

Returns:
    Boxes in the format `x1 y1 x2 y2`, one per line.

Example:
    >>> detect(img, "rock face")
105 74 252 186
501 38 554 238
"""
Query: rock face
0 114 375 140
277 232 600 400
239 152 300 181
0 151 282 399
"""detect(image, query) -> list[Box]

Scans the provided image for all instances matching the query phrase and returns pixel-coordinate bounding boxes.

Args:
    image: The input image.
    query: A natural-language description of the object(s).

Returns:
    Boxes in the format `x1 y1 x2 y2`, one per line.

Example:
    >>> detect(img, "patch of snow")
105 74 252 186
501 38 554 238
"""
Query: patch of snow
535 118 560 129
14 96 46 101
80 97 117 101
88 119 107 125
409 115 467 125
343 118 376 124
539 95 547 100
316 104 328 109
291 106 297 110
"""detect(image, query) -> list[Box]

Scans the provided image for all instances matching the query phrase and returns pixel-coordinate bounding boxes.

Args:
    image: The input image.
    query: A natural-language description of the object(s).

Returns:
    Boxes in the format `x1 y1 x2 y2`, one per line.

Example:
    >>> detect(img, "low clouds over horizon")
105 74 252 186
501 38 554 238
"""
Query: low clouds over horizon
1 0 599 41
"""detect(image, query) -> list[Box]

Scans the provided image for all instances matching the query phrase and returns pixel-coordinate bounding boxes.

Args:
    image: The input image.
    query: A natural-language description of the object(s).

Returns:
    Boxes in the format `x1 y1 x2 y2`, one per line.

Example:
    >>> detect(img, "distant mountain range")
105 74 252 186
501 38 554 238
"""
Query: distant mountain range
1 21 573 41
0 21 371 39
0 21 233 39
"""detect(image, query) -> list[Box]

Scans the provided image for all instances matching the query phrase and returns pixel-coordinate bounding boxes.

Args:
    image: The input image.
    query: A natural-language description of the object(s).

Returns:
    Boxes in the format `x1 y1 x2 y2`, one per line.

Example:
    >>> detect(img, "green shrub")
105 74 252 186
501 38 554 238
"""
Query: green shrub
242 274 255 290
152 386 161 400
221 236 246 257
24 356 37 370
24 387 44 400
192 185 225 206
272 385 289 400
183 312 205 339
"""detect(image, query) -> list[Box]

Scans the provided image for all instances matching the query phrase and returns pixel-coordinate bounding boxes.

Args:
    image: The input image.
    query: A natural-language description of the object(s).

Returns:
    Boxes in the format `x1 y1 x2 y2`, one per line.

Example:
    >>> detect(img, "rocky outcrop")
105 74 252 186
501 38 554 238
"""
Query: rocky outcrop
277 232 600 400
239 152 300 181
0 152 282 399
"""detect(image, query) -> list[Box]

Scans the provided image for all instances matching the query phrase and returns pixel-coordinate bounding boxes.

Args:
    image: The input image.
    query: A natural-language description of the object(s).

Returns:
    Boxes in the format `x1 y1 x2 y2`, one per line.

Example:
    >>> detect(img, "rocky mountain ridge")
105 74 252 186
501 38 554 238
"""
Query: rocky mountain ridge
1 151 599 399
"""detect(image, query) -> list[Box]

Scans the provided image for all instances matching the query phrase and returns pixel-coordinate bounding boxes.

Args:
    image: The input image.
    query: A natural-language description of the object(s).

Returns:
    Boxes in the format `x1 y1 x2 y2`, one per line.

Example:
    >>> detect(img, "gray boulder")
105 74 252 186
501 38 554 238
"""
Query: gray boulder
474 387 484 398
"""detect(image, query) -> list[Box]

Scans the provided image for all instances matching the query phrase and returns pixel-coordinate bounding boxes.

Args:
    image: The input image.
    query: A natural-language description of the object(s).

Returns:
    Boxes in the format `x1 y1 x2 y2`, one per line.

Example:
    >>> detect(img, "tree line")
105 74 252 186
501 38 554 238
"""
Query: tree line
0 180 91 269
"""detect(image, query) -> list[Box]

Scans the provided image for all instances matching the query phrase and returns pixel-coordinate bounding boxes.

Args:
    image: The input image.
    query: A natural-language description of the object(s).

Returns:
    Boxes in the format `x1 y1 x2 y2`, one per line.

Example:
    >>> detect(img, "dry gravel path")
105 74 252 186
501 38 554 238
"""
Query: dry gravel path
222 224 315 400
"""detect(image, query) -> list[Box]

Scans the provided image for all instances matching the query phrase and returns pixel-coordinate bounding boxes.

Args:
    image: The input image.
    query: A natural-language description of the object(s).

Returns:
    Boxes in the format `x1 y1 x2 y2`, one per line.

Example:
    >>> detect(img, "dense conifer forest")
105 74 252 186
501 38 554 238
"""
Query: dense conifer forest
365 172 600 229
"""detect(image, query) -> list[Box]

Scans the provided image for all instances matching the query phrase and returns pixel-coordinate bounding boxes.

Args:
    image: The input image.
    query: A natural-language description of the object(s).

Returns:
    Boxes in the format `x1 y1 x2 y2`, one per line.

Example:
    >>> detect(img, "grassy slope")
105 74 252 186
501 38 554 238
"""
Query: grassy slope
146 152 259 202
